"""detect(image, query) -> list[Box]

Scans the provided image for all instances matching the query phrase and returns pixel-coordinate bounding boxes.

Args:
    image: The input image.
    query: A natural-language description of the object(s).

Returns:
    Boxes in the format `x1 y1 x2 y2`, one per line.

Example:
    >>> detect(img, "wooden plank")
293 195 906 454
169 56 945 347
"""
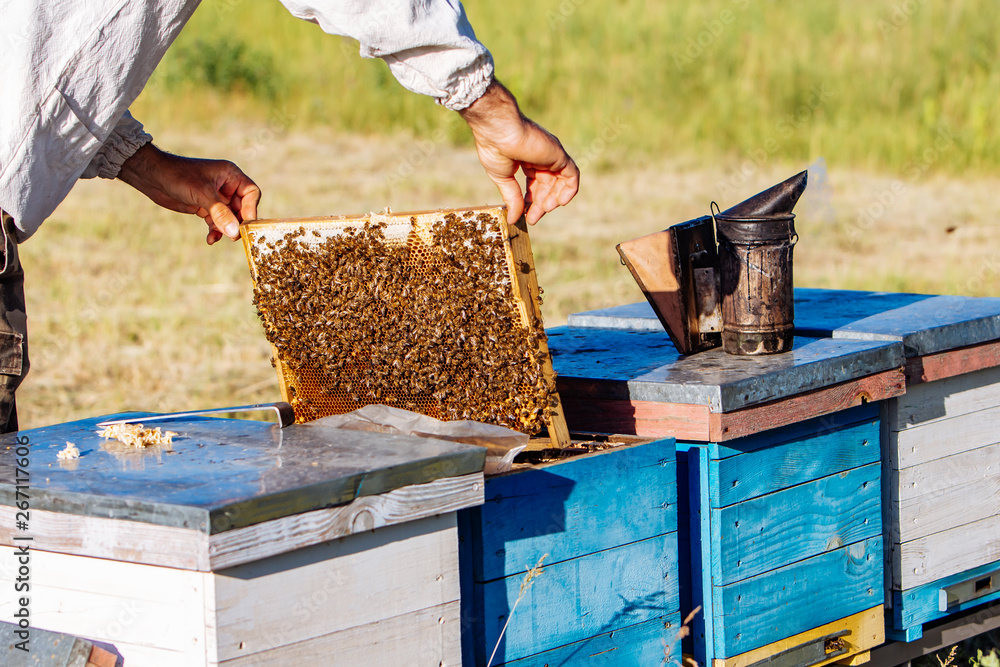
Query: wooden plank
893 440 1000 503
889 365 1000 429
893 557 1000 631
889 404 1000 469
219 602 460 666
0 475 481 573
209 473 483 570
464 440 675 582
472 532 679 665
498 615 683 667
503 216 571 447
0 504 208 570
880 403 894 614
708 403 879 460
0 547 210 664
560 396 711 440
891 471 1000 543
896 513 1000 590
674 449 695 637
560 376 895 444
712 606 884 667
709 369 905 442
714 464 881 585
710 416 879 506
714 537 883 658
905 339 1000 384
689 446 718 665
214 514 459 662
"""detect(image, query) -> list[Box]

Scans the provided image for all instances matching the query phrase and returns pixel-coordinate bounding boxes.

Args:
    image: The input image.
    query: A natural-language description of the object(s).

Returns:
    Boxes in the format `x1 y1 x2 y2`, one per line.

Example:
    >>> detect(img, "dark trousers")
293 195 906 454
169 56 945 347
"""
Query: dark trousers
0 211 27 433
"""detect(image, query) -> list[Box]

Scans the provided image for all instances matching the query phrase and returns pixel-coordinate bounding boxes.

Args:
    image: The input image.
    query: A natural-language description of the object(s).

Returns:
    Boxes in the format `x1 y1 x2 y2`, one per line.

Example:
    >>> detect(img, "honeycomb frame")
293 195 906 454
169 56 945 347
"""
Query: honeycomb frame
240 206 571 447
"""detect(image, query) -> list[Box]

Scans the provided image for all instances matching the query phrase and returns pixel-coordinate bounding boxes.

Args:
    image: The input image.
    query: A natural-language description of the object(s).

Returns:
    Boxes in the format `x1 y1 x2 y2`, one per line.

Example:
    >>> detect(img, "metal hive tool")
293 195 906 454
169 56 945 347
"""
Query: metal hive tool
240 206 571 447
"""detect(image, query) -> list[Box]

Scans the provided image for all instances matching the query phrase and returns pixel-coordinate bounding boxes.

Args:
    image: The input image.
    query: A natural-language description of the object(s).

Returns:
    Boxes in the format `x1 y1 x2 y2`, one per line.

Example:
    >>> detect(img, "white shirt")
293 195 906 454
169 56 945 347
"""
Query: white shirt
0 0 493 240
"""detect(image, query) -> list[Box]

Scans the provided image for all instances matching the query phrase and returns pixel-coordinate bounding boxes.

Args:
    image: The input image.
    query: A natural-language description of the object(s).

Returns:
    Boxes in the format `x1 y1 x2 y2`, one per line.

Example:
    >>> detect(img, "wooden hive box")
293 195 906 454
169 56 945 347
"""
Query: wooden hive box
566 288 1000 642
678 405 885 666
0 414 486 666
546 321 906 665
240 207 570 447
457 435 681 666
884 362 1000 640
793 291 1000 641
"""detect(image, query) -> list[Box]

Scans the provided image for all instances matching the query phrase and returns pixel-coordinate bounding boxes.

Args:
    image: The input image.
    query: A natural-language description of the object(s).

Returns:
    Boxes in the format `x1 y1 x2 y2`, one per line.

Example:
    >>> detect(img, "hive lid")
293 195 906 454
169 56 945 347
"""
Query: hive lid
0 414 485 533
548 327 903 412
567 289 1000 359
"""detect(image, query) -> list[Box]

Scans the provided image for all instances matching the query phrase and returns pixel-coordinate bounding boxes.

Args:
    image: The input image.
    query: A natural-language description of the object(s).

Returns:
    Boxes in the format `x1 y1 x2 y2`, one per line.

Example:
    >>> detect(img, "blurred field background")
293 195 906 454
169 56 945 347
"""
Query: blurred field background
21 0 1000 428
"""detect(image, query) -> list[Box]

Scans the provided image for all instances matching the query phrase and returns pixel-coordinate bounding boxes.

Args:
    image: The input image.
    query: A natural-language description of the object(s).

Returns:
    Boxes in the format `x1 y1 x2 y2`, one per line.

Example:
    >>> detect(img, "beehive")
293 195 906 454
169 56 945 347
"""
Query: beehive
458 436 681 666
241 206 570 446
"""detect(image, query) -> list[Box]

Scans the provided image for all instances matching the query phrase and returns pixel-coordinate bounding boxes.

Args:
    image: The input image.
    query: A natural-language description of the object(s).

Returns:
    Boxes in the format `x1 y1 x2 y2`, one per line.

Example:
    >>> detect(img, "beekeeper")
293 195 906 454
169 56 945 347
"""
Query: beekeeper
0 0 580 432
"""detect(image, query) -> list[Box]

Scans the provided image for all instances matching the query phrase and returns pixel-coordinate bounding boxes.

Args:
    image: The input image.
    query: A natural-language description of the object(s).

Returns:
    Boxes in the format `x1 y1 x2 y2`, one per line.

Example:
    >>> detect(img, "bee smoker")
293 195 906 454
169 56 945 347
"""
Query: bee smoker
617 171 807 356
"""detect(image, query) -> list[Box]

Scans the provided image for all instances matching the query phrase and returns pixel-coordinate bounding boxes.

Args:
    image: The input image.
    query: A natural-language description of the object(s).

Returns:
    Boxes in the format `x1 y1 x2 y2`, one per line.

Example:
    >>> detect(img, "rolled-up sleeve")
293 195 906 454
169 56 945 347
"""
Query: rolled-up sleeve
81 111 153 180
277 0 494 110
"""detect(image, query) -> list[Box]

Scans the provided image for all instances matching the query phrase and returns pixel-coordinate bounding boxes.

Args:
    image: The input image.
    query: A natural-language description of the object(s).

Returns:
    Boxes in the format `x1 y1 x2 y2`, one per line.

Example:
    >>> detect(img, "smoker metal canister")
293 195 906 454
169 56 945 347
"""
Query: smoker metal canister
712 206 797 355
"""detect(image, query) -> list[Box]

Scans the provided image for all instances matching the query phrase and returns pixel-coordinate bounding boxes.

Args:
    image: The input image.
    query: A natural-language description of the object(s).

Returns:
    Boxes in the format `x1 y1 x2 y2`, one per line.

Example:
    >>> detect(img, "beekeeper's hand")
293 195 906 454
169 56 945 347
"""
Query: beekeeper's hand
460 79 579 225
118 144 261 245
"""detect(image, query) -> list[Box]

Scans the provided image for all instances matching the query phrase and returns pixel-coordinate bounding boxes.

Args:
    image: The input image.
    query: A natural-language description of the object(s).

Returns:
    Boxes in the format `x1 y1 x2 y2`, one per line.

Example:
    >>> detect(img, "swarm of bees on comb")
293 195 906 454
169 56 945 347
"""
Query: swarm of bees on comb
248 209 558 435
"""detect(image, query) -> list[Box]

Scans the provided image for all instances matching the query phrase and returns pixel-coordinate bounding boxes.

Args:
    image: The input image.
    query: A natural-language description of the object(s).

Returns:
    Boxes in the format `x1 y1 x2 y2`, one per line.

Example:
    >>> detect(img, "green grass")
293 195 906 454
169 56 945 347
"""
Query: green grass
134 0 1000 175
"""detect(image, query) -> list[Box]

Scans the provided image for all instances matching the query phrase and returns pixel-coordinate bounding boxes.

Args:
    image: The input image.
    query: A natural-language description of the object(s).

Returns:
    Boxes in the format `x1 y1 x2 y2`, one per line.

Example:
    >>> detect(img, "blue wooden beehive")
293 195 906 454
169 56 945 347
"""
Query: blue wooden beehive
568 288 1000 642
678 404 884 663
458 437 680 666
548 321 904 664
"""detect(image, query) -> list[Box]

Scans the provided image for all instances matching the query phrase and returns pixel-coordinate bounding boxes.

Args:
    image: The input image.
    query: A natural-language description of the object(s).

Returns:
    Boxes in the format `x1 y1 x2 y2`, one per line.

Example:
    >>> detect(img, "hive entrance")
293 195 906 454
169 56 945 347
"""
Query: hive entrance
242 207 570 445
